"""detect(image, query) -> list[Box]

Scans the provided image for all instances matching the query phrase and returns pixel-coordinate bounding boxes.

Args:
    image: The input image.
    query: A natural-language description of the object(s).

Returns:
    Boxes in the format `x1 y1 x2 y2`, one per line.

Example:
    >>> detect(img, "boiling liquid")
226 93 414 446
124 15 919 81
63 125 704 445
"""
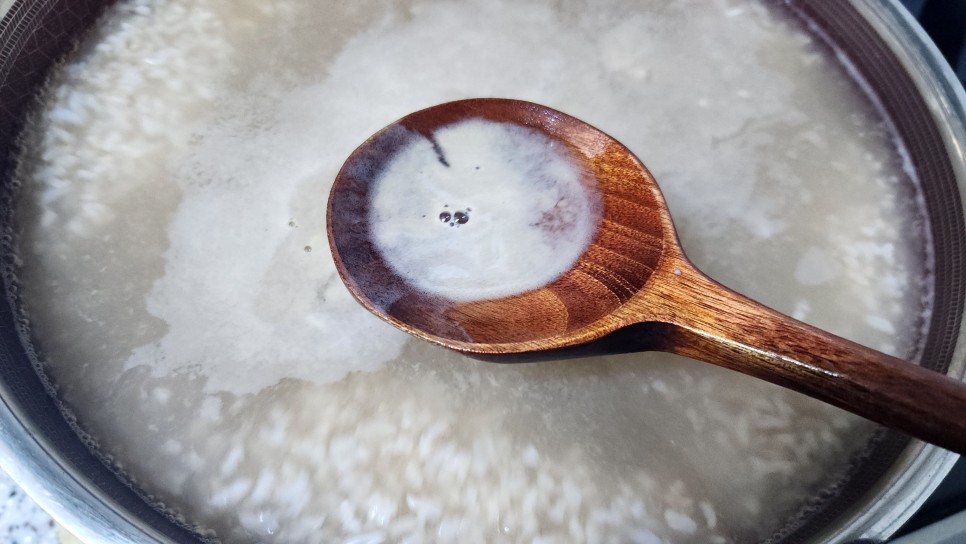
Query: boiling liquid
11 0 932 542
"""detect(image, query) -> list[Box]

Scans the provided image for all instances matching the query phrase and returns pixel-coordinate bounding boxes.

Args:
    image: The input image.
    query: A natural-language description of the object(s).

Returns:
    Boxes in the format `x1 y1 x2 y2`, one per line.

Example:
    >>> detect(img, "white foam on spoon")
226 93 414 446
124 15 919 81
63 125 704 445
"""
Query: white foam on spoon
369 119 600 301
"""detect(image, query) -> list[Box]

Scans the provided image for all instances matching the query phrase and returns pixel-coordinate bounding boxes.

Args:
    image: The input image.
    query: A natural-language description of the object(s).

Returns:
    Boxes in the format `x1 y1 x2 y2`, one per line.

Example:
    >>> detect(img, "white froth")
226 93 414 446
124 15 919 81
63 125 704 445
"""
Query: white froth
369 119 599 301
125 104 411 392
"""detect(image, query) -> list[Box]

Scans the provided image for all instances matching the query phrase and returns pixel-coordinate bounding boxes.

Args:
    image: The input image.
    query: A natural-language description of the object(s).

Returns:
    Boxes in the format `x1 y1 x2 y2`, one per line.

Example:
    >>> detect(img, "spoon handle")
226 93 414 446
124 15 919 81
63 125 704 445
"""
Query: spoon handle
645 261 966 455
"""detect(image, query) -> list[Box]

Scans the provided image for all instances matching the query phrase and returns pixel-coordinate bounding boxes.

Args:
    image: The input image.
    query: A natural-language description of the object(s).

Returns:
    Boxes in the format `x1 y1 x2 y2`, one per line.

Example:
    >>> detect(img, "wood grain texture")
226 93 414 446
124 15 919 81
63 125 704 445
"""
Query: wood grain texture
328 98 665 345
327 98 966 454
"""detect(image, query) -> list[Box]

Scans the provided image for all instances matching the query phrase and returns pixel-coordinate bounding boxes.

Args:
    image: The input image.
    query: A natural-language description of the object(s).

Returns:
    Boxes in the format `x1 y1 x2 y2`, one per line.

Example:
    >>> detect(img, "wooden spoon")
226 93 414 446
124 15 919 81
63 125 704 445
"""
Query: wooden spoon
326 98 966 455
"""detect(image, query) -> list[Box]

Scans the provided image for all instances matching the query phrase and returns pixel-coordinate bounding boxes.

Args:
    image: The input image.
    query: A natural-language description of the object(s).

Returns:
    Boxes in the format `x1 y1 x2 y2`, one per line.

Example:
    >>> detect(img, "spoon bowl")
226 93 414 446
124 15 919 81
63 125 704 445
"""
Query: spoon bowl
328 98 669 351
327 98 966 454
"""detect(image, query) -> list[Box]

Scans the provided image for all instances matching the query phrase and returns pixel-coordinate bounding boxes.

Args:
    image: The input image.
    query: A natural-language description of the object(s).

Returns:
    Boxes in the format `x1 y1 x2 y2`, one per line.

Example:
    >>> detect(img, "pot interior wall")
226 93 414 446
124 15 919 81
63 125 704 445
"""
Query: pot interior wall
0 1 221 542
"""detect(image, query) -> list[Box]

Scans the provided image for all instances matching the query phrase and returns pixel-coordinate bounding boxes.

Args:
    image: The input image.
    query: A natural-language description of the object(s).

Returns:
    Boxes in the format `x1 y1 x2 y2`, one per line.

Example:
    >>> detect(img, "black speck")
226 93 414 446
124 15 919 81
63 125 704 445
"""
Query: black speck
454 211 469 224
439 212 452 223
430 139 450 167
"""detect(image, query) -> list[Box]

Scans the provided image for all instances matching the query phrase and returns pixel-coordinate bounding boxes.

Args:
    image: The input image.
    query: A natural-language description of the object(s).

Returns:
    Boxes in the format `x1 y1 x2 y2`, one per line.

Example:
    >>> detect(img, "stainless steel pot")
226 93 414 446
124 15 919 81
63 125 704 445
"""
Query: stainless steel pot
0 1 963 542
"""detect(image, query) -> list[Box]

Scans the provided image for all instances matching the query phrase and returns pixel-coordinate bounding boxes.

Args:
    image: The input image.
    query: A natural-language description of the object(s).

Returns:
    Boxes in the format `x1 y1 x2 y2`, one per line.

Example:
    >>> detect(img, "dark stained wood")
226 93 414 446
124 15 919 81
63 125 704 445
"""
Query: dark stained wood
327 98 966 455
327 98 664 345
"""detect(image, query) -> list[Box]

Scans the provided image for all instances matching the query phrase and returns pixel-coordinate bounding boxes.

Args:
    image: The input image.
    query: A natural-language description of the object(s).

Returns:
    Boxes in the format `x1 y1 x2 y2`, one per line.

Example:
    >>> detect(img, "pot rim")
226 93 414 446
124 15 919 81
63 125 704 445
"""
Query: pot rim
818 1 966 537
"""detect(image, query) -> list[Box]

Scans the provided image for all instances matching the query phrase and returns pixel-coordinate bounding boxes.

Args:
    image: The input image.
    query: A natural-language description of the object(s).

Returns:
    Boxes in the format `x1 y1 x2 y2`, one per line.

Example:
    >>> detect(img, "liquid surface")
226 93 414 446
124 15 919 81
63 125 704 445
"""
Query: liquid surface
369 119 600 302
10 0 932 542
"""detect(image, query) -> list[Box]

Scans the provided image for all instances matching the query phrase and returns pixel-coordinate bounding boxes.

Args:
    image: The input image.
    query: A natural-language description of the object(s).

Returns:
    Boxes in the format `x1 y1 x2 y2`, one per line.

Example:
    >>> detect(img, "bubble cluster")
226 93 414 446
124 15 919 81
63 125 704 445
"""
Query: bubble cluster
438 207 471 227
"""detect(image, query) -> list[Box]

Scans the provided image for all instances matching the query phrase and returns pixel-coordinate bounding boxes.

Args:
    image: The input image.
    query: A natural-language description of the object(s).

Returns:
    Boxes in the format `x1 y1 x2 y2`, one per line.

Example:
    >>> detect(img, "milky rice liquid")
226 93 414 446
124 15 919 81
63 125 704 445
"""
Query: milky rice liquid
368 118 601 302
9 0 932 542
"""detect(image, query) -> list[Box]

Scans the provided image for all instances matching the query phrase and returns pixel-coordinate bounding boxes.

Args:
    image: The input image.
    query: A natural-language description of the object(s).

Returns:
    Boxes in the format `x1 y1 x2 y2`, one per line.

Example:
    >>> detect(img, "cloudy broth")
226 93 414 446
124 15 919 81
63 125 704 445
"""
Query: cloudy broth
10 0 932 542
